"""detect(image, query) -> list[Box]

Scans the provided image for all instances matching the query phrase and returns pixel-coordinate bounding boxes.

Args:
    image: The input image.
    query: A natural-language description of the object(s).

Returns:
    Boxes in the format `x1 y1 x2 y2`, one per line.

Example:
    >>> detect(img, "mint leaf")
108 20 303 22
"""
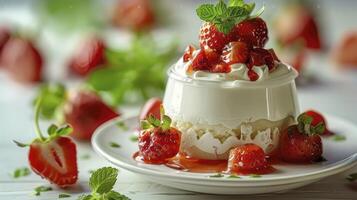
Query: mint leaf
227 174 241 179
77 194 93 200
196 4 216 21
12 167 31 178
107 191 131 200
209 173 224 178
110 142 121 148
229 0 244 7
34 186 52 196
140 120 152 130
89 167 119 194
215 0 227 15
147 115 161 127
59 193 71 198
250 4 264 18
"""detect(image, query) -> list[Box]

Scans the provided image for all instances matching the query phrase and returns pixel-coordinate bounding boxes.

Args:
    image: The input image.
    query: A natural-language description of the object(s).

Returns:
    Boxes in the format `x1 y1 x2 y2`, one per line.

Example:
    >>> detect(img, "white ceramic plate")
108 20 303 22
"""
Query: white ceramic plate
92 115 357 194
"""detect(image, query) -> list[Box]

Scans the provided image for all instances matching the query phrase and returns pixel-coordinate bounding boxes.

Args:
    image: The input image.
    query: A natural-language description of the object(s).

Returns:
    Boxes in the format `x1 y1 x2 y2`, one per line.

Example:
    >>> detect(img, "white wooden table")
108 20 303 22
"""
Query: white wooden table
1 72 357 200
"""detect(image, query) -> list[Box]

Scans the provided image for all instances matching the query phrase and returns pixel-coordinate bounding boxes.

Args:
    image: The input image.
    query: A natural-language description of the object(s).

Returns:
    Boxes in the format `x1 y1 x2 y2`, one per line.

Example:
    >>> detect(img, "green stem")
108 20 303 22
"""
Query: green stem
34 97 46 141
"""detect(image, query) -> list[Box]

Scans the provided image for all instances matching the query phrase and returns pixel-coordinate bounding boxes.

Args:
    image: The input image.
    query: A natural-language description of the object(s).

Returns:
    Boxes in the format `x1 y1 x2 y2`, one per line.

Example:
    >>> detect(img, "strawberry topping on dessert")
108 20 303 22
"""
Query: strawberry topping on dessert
139 106 181 164
181 0 282 81
280 111 325 163
14 98 78 187
228 144 274 175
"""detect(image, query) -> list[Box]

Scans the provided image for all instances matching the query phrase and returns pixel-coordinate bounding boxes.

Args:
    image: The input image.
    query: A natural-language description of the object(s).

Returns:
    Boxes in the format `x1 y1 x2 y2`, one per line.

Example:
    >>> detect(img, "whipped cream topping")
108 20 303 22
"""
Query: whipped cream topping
174 50 292 82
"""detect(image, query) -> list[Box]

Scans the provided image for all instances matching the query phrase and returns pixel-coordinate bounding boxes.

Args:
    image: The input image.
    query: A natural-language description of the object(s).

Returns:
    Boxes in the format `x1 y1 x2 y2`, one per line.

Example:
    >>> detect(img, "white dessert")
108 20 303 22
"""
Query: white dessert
163 57 299 160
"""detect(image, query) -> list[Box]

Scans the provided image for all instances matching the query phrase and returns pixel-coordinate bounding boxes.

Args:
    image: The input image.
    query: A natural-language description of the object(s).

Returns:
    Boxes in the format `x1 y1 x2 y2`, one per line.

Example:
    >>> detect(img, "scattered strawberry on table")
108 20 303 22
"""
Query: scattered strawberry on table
0 26 10 56
279 111 325 163
228 144 274 175
14 97 78 187
69 36 106 76
139 97 162 120
183 0 280 81
0 35 43 83
139 106 181 164
35 83 120 140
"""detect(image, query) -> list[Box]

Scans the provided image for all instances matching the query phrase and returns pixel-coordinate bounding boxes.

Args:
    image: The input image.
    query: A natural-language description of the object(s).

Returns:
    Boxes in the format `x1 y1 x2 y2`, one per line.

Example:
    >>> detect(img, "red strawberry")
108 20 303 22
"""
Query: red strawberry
70 36 105 76
333 33 357 67
221 41 250 64
14 99 78 187
139 106 181 163
183 45 196 62
275 5 321 50
64 91 119 140
210 63 231 73
280 125 323 163
190 50 210 71
248 48 276 70
228 144 274 175
0 37 43 83
0 27 10 54
29 137 78 186
112 0 155 31
297 110 326 136
203 47 220 64
139 97 162 120
234 17 268 48
199 22 231 52
247 69 259 81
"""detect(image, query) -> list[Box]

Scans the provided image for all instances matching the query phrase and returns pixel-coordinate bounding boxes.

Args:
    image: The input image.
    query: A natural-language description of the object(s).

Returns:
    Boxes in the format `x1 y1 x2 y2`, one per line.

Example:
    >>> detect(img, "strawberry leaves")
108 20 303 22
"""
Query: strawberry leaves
196 0 261 34
297 112 325 136
140 106 172 131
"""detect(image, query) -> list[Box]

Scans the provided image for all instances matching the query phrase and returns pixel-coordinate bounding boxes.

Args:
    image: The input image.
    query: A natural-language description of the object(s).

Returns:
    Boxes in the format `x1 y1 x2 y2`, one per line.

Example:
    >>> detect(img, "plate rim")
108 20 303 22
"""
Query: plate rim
92 114 357 185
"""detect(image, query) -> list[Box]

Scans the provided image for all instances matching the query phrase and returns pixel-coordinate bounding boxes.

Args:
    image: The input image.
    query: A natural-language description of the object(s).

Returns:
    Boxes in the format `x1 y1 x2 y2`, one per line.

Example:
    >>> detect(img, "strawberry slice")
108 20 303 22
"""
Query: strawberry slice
69 36 105 76
112 0 155 31
64 91 120 140
14 98 78 187
234 17 269 48
139 97 162 120
248 48 277 70
139 106 181 163
183 45 196 62
0 37 43 83
29 137 77 186
190 50 210 71
210 63 231 73
228 144 274 175
221 41 250 65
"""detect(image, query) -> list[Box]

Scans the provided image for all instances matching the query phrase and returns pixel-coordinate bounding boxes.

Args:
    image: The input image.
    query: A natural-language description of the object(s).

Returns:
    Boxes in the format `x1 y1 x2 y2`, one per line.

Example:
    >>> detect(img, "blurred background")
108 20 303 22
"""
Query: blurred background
0 0 357 142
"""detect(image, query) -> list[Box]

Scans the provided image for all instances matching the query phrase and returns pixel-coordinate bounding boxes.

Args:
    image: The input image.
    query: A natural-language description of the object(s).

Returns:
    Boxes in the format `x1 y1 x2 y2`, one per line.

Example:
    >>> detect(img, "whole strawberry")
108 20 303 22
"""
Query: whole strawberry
1 37 43 83
69 36 105 76
280 111 325 163
14 98 78 187
199 22 232 52
139 106 181 163
234 17 268 48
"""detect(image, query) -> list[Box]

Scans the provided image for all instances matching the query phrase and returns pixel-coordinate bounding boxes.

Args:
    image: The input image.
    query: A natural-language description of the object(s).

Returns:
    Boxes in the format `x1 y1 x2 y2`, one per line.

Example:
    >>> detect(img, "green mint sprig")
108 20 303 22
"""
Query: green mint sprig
140 106 172 131
78 167 130 200
196 0 263 34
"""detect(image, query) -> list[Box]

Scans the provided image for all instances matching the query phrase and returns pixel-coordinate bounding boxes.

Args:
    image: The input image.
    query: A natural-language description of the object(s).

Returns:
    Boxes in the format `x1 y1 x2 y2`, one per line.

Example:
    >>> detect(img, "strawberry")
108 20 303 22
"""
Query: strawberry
199 22 231 52
112 0 155 31
247 69 259 81
183 45 196 62
190 50 210 71
64 91 119 140
333 33 357 67
297 110 326 136
0 27 10 54
69 36 105 76
274 4 321 50
139 97 162 120
210 63 231 73
203 47 221 64
0 37 43 83
234 17 268 48
139 106 181 163
228 144 274 175
221 41 250 65
248 48 277 70
14 98 78 187
280 125 323 163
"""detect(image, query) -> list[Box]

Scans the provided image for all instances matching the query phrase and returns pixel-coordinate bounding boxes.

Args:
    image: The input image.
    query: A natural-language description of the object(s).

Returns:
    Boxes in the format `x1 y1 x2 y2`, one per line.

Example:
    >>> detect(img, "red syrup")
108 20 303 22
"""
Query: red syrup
133 152 277 175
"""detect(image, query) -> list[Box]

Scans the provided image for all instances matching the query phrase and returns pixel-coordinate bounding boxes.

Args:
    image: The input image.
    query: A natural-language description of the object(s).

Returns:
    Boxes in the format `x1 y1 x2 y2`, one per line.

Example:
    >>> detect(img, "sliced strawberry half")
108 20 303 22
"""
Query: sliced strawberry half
139 97 162 120
221 41 250 65
29 137 77 186
0 37 43 83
